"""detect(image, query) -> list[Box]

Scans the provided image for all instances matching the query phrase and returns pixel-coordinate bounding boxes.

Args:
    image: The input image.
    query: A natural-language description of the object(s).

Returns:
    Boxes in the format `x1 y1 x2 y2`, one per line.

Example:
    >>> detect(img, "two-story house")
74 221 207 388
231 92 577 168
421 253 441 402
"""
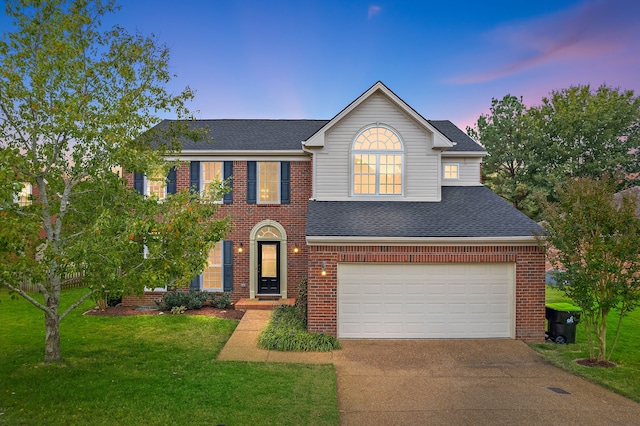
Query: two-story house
124 82 546 341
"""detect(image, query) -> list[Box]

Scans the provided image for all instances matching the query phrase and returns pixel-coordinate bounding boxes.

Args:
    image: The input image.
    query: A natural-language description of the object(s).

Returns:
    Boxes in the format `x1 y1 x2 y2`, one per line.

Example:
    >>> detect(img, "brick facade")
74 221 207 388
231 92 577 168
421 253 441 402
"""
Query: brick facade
307 245 546 342
122 160 311 306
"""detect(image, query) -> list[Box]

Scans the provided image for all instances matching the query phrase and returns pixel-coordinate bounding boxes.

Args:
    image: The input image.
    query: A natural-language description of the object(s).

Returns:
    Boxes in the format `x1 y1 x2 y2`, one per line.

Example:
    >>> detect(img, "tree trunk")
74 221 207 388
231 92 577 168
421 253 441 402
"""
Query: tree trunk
44 309 62 363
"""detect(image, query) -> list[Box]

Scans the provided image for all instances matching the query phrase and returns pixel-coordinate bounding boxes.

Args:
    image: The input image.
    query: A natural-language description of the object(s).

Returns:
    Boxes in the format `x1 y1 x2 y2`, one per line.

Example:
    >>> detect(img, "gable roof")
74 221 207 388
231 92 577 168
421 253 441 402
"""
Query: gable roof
306 186 543 241
153 119 328 151
303 81 455 149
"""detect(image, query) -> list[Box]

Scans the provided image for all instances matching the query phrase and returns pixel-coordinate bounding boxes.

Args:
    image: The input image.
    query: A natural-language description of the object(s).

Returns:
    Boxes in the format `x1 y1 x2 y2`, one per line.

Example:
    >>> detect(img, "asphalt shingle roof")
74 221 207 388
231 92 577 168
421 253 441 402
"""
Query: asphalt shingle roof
151 118 484 152
429 120 485 152
155 119 329 151
306 186 543 238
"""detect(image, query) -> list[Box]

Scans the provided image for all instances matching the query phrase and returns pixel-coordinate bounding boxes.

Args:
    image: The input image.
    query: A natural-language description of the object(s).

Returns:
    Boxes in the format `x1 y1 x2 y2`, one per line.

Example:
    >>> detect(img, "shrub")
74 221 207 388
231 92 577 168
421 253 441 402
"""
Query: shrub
171 305 186 315
258 305 340 352
210 292 231 309
295 277 308 324
156 290 209 311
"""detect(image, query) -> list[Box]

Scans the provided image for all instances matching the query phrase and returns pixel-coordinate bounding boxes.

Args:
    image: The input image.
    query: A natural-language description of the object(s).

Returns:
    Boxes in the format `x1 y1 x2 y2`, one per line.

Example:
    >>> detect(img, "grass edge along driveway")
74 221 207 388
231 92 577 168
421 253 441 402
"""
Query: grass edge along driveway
530 286 640 403
0 288 339 426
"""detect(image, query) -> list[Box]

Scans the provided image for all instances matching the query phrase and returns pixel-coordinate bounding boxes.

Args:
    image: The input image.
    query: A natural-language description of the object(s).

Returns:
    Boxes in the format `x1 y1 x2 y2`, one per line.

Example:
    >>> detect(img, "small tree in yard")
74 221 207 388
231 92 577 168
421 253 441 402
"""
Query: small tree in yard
542 176 640 363
0 0 230 363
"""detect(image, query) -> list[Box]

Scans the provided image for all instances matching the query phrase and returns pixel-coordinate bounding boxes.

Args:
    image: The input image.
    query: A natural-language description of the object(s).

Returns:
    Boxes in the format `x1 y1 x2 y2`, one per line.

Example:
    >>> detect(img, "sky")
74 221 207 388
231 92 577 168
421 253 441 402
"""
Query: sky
1 0 639 131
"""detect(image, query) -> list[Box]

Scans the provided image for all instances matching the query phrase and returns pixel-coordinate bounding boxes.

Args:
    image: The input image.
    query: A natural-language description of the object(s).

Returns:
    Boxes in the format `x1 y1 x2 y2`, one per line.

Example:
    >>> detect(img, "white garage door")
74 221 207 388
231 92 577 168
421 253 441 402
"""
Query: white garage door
338 263 515 339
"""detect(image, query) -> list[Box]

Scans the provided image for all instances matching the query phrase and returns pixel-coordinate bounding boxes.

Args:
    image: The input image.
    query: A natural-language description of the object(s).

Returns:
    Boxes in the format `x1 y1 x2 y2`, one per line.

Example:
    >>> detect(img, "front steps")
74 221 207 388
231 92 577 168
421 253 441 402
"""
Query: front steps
234 298 296 310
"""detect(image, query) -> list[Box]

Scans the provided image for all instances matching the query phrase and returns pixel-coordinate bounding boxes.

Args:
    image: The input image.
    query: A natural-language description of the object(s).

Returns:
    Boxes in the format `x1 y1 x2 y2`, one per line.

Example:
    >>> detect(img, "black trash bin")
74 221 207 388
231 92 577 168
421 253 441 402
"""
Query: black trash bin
545 303 581 344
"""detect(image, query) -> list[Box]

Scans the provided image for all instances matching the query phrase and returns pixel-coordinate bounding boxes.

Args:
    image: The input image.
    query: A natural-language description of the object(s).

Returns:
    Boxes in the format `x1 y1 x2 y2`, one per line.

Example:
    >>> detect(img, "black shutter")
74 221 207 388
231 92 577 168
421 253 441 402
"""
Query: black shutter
166 167 177 194
190 274 201 290
247 161 256 204
190 161 200 194
134 172 144 194
223 161 233 204
280 161 290 204
223 240 233 291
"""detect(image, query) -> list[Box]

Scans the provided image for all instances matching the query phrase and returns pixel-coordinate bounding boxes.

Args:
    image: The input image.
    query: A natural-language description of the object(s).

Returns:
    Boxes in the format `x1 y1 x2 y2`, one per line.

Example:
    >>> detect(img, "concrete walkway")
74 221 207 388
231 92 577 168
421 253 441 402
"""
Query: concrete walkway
217 310 335 363
218 310 640 425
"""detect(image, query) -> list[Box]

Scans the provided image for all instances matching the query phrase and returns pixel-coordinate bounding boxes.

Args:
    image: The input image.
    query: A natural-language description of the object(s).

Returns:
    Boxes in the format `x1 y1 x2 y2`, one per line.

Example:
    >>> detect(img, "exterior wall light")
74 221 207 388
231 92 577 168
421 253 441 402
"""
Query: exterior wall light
321 261 327 276
237 243 243 253
293 246 299 254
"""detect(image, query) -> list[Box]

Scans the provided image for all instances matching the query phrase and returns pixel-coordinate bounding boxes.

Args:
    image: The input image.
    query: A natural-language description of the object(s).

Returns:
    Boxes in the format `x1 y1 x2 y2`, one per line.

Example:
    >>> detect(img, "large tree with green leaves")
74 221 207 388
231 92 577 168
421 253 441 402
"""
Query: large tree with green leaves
0 0 229 363
469 85 640 219
530 84 640 198
542 176 640 363
467 95 539 217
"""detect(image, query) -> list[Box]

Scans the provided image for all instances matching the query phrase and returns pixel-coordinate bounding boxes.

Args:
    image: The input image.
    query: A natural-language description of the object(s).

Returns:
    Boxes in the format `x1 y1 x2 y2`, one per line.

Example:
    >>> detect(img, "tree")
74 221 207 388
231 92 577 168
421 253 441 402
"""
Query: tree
530 84 640 199
467 95 539 217
542 176 640 363
0 0 228 363
469 85 640 220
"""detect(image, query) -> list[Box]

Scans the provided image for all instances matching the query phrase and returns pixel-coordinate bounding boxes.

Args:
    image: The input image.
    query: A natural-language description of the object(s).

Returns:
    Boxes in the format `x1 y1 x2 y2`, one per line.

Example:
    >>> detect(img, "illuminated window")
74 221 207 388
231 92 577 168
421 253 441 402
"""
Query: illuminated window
17 183 32 206
201 161 223 200
444 164 459 179
145 168 166 200
352 126 403 195
258 162 280 203
202 242 223 291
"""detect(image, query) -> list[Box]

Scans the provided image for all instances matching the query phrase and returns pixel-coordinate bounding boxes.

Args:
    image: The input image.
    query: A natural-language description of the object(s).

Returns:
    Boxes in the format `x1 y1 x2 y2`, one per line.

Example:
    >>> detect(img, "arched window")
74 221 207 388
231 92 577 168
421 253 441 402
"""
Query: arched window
352 125 403 195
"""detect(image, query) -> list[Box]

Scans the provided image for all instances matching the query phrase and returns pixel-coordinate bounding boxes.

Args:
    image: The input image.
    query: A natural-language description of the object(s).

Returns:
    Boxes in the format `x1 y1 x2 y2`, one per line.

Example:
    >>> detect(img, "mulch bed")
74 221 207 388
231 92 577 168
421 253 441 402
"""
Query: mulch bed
575 358 616 368
84 305 245 320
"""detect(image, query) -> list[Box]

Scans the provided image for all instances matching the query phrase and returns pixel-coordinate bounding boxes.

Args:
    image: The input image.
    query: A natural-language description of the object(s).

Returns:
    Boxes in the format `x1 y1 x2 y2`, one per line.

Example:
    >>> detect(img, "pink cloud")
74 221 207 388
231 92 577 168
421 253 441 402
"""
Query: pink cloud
368 5 381 20
449 0 640 85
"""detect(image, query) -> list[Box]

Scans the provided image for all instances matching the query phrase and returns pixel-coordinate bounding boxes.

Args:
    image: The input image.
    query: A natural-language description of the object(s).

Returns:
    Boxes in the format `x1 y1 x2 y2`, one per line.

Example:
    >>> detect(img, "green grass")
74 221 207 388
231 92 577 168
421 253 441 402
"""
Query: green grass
530 286 640 402
258 305 341 352
0 288 339 425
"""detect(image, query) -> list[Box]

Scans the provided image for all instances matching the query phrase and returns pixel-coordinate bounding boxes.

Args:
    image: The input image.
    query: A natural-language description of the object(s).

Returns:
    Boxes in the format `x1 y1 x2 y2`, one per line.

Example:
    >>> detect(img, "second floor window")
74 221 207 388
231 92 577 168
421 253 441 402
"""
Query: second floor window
246 161 290 205
202 161 224 201
352 126 403 195
444 163 459 179
258 162 280 203
17 183 32 206
146 167 167 200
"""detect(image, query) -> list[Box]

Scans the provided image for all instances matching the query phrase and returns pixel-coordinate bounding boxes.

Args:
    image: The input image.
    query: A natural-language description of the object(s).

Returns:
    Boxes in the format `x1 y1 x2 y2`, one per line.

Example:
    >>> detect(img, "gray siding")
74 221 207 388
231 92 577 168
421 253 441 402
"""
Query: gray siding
441 157 482 186
314 93 440 201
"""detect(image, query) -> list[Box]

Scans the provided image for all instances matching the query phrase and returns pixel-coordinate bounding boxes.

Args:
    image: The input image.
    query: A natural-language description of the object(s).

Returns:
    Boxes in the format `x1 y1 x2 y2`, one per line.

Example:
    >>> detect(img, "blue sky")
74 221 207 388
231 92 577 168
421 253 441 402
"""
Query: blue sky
2 0 639 130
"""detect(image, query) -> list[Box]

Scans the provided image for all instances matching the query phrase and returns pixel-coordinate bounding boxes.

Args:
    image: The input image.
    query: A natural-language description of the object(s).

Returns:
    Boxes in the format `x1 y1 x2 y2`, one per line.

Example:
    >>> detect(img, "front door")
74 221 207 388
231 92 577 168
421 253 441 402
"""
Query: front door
258 241 280 294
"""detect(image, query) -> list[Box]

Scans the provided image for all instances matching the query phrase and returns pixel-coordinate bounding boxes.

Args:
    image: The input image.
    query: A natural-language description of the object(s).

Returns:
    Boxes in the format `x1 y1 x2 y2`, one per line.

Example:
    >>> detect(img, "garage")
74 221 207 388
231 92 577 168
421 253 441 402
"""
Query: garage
338 263 515 339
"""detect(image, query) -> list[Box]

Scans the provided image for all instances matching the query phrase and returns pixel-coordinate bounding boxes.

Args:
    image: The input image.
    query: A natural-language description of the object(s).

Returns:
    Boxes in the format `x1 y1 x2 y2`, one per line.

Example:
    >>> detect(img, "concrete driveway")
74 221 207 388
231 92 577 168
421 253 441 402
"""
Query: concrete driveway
333 339 640 425
218 311 640 425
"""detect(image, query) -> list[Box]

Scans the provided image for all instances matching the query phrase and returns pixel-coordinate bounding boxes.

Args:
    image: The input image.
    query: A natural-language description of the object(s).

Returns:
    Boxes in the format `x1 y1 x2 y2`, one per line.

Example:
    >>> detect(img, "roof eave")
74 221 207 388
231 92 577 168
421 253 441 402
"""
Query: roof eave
441 151 487 157
306 235 541 246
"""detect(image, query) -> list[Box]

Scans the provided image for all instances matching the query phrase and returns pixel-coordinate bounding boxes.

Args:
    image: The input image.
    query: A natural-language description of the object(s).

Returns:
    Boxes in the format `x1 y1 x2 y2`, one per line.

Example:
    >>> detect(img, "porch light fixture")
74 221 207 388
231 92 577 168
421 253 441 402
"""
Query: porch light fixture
237 243 244 253
321 261 327 276
293 246 299 254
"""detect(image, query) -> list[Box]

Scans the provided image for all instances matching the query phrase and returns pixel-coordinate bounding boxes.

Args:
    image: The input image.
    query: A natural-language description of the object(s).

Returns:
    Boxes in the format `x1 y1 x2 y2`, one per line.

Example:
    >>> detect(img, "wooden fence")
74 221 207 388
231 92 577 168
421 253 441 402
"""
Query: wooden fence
19 271 85 293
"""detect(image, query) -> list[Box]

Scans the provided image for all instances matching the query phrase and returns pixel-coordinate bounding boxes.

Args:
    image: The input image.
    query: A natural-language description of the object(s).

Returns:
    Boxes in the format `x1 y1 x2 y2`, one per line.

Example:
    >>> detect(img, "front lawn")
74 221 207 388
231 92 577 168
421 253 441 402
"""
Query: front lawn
531 286 640 402
0 288 339 425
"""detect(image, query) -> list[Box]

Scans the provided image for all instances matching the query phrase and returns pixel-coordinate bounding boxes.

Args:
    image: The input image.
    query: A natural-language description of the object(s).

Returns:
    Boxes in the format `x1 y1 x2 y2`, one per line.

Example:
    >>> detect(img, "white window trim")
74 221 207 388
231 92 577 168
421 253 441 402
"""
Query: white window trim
443 163 460 180
350 125 405 197
200 161 224 204
257 161 281 204
143 175 167 200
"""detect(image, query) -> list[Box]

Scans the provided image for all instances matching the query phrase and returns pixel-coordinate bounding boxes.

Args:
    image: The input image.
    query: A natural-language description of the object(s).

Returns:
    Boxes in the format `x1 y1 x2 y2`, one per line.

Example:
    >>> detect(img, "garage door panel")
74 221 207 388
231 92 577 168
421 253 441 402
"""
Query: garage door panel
338 263 514 339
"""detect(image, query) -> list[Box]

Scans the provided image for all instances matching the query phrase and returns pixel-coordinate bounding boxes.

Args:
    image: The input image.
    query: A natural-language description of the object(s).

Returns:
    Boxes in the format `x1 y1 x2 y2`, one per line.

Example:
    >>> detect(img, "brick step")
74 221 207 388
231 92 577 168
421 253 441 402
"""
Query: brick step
234 298 296 310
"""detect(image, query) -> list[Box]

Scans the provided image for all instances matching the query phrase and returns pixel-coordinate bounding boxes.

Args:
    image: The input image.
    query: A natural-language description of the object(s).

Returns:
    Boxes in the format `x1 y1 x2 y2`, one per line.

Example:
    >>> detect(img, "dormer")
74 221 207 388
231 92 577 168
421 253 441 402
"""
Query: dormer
302 82 485 202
